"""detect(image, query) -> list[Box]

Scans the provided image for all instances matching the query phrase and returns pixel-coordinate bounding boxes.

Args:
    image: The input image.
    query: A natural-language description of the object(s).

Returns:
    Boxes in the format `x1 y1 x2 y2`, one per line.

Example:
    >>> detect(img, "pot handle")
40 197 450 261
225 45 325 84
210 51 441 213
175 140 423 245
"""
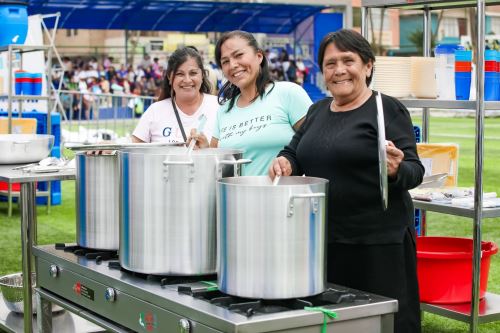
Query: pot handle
288 192 325 217
162 158 195 182
12 140 30 153
217 159 252 178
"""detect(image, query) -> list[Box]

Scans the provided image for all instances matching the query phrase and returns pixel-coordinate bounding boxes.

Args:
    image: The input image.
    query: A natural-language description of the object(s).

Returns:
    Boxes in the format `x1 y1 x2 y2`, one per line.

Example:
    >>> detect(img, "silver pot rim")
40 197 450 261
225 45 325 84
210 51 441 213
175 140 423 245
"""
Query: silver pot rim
218 175 329 187
121 147 245 156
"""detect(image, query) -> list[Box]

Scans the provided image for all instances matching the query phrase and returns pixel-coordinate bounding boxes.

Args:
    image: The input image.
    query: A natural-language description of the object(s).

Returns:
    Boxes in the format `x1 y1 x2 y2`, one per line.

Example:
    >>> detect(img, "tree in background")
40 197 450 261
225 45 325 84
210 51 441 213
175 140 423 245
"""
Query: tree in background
408 10 444 55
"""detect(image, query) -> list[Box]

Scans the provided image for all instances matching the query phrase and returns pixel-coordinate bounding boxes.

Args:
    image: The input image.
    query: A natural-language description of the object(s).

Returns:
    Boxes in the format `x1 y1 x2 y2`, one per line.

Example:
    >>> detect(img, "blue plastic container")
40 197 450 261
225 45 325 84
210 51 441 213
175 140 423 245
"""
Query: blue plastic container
455 49 473 61
485 71 498 101
13 71 29 94
31 73 43 95
455 71 471 100
485 49 498 61
0 1 28 47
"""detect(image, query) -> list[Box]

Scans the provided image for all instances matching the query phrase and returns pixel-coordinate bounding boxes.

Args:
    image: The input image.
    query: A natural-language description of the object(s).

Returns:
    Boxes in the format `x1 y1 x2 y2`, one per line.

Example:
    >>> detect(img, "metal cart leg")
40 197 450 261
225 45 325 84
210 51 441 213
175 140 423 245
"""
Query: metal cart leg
8 183 13 217
36 291 53 333
21 182 36 333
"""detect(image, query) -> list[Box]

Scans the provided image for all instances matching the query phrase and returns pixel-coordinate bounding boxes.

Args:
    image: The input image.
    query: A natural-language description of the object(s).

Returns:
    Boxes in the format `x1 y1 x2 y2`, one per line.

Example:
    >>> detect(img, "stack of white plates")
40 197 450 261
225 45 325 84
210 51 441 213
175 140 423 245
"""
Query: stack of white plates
372 56 412 98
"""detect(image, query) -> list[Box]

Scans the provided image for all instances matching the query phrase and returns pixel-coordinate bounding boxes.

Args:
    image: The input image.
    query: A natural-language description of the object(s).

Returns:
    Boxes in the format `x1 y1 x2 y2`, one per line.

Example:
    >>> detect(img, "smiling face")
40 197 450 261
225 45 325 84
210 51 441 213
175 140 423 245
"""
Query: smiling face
170 57 203 102
322 42 373 106
219 36 263 93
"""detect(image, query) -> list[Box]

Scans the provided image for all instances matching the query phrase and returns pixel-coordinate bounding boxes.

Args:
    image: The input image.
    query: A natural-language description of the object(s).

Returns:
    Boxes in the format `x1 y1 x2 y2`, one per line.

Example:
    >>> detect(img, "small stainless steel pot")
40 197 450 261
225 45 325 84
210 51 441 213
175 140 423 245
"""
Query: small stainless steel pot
119 147 249 275
76 152 119 250
74 143 183 250
217 176 328 299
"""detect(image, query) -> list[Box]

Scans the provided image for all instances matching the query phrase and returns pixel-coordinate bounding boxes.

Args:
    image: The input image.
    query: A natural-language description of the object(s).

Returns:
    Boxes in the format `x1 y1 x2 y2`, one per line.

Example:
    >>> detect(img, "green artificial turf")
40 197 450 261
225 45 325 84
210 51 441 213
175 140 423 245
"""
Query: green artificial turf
1 116 500 332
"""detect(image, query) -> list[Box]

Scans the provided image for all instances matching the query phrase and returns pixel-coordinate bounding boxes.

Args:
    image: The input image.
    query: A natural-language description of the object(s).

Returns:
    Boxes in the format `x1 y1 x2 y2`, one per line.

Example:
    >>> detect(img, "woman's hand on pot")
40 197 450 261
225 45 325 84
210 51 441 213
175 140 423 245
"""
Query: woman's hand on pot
386 140 404 178
269 157 292 179
188 129 209 149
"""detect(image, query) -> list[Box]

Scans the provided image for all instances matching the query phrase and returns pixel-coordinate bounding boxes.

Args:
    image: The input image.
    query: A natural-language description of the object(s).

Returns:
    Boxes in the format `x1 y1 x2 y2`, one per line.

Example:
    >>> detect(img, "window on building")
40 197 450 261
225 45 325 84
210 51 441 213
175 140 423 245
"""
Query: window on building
369 8 391 31
65 29 78 37
439 17 459 39
353 7 361 28
458 18 467 36
489 16 500 35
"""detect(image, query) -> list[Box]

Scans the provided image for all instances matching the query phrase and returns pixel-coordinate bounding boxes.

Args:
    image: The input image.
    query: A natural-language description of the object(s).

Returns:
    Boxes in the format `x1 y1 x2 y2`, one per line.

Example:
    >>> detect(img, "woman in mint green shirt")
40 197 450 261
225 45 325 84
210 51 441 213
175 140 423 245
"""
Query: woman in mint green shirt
195 30 312 175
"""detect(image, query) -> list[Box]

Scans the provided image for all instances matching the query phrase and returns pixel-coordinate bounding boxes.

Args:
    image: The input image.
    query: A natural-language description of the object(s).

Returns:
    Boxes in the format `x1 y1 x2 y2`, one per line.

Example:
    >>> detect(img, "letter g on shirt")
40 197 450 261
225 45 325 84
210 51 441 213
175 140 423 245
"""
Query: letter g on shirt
163 127 172 137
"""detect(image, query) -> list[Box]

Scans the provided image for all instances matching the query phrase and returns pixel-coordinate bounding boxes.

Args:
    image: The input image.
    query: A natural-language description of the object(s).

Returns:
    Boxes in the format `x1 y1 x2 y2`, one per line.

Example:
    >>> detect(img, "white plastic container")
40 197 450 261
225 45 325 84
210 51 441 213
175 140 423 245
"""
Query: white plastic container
411 57 437 98
434 44 464 100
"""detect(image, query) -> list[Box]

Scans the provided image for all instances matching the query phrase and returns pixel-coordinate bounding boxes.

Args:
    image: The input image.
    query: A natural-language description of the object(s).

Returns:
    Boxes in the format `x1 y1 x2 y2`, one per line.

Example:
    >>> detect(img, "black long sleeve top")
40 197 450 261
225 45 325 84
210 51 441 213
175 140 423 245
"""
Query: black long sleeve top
279 91 424 244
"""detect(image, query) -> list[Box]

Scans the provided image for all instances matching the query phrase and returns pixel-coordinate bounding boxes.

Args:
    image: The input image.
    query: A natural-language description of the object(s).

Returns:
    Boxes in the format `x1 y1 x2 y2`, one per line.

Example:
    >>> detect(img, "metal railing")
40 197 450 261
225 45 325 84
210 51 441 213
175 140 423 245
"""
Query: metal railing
57 90 155 145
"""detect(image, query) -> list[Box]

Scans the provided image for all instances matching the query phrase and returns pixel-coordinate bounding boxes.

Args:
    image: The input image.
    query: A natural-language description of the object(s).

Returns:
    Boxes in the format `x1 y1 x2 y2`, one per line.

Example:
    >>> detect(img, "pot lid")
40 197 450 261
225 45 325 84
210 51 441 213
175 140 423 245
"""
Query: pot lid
67 142 185 151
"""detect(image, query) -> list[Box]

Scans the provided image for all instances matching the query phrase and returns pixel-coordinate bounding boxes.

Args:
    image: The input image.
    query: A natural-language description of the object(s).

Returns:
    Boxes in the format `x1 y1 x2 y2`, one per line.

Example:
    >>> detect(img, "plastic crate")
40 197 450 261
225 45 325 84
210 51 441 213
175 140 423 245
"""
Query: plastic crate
0 111 62 205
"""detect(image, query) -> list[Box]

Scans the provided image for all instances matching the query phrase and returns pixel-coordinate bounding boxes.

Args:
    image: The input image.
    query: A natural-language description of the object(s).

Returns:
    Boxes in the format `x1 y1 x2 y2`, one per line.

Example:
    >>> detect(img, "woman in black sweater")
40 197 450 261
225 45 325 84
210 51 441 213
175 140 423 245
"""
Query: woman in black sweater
269 29 424 333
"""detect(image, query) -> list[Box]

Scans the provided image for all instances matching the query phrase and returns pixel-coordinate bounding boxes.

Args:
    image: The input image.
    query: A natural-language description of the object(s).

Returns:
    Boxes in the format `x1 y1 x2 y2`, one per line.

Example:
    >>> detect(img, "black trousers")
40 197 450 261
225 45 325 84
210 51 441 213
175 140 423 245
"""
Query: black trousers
327 228 421 333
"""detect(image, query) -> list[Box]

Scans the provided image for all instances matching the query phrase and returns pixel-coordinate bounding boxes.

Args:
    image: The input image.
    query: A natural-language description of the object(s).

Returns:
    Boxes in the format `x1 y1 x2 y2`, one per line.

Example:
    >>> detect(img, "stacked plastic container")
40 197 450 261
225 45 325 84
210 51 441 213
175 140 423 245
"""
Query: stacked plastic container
435 44 465 100
454 50 473 100
14 71 43 95
484 50 498 101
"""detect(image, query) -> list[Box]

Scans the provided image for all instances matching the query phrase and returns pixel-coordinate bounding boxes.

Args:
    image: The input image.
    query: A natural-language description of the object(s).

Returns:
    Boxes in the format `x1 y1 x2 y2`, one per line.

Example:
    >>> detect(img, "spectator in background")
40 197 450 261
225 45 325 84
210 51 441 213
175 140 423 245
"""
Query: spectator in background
296 57 308 84
103 56 113 69
140 54 153 70
286 60 298 84
89 57 98 70
117 64 128 79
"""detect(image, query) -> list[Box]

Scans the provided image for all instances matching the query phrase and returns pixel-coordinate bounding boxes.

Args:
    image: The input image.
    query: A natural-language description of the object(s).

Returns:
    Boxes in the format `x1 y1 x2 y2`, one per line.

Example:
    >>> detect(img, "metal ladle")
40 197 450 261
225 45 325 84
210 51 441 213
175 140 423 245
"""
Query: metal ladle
186 114 207 155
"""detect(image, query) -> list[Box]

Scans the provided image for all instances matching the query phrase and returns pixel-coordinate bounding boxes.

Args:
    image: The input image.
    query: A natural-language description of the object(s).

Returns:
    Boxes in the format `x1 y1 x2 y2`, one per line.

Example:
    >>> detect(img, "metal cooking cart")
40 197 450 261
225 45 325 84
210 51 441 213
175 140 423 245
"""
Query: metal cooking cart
0 165 81 333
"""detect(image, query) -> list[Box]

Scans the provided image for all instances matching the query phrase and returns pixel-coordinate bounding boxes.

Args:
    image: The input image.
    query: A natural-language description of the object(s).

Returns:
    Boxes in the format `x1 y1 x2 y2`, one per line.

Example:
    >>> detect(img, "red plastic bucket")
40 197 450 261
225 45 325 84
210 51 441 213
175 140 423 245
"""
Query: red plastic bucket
417 236 498 304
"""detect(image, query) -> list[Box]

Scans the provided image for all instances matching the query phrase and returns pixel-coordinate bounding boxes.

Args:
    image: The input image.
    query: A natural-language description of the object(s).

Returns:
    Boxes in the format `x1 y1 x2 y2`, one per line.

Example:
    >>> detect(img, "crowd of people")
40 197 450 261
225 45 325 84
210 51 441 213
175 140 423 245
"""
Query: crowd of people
54 48 310 120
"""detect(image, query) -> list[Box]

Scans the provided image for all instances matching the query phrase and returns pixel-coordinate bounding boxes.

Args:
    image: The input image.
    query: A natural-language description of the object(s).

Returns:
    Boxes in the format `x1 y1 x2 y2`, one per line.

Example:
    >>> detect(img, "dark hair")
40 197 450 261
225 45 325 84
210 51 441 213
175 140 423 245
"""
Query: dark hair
158 47 211 101
318 29 375 86
215 30 273 112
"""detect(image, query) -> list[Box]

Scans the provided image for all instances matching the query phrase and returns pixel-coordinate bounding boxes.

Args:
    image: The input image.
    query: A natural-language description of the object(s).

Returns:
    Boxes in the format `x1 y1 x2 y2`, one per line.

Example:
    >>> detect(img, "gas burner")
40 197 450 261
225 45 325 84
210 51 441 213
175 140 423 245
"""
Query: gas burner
179 287 372 317
54 243 118 263
107 260 217 287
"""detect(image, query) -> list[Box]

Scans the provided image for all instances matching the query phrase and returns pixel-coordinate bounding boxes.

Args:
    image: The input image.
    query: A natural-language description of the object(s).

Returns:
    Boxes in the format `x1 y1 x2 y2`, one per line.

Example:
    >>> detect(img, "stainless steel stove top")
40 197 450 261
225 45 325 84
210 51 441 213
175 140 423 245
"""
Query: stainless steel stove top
33 244 397 333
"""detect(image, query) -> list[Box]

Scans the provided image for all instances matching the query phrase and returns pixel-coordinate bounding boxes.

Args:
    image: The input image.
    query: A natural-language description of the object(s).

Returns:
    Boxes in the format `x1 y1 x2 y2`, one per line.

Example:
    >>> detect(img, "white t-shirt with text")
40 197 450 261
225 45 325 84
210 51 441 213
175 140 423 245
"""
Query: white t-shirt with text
132 93 218 143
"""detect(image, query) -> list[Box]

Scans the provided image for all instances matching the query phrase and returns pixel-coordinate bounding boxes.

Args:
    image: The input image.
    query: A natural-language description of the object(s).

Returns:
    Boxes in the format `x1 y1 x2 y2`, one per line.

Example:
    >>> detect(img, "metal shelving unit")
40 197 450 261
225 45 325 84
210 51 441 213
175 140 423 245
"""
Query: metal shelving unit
361 1 497 332
2 44 54 134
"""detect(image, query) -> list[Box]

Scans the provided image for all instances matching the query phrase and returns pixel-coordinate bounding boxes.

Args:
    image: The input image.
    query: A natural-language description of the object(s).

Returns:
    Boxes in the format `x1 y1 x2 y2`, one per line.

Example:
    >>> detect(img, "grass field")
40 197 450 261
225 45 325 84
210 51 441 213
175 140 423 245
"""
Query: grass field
1 116 500 332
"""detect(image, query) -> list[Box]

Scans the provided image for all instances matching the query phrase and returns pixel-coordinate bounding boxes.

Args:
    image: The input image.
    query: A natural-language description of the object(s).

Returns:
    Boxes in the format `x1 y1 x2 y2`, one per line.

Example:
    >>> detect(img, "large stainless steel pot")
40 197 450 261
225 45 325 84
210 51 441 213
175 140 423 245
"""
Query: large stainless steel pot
0 134 54 164
76 152 119 250
74 143 182 250
217 176 328 299
119 147 249 275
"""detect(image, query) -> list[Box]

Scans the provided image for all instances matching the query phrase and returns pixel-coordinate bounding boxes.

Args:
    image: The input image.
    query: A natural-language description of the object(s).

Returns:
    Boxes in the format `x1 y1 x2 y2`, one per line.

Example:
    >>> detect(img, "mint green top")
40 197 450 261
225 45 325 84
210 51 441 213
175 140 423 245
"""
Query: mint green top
214 81 312 175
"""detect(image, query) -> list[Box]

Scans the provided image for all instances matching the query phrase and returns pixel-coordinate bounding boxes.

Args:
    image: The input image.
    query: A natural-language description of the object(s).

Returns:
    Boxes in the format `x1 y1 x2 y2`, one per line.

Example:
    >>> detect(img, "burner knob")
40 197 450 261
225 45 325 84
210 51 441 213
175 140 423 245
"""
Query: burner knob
178 318 191 332
105 288 116 302
49 265 59 278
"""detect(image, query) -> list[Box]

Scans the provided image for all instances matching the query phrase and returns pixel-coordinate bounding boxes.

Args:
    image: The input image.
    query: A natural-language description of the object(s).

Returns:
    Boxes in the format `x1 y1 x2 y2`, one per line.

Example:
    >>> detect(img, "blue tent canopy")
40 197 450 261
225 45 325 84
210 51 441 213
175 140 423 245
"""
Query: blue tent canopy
28 0 328 34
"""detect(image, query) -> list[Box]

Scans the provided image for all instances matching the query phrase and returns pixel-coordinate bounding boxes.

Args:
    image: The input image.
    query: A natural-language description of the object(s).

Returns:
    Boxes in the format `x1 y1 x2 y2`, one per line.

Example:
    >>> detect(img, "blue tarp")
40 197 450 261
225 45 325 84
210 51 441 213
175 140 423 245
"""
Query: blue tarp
28 0 328 34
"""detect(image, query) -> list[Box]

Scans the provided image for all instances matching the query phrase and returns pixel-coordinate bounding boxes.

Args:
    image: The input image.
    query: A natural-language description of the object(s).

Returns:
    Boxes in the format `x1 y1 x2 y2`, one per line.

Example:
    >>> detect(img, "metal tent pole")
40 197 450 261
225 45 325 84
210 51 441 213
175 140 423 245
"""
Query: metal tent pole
471 1 485 332
361 6 368 39
422 7 431 143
